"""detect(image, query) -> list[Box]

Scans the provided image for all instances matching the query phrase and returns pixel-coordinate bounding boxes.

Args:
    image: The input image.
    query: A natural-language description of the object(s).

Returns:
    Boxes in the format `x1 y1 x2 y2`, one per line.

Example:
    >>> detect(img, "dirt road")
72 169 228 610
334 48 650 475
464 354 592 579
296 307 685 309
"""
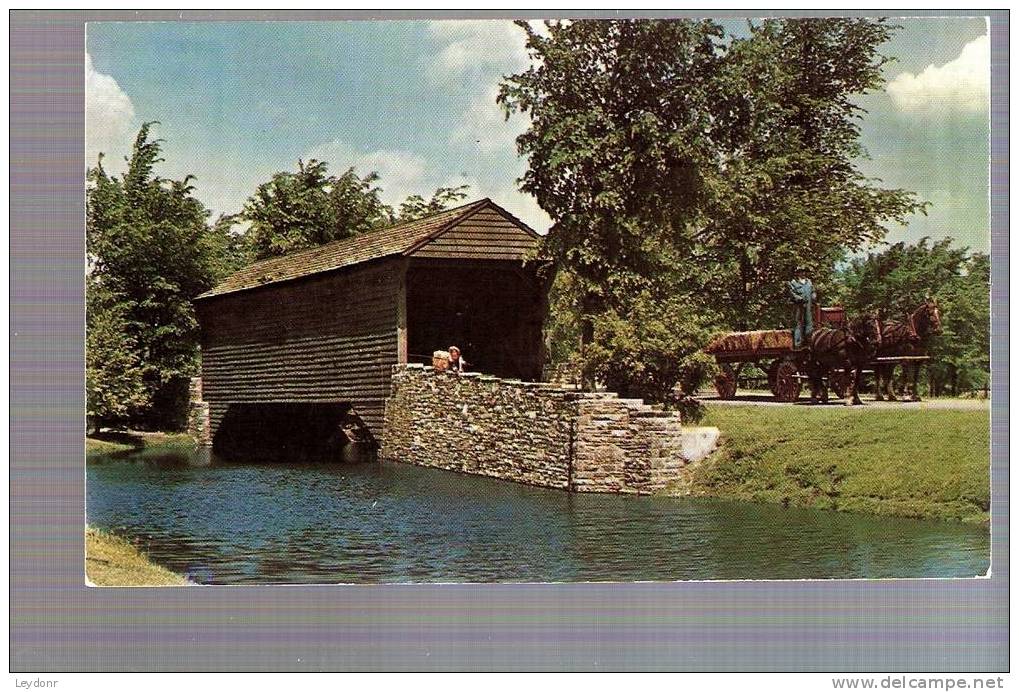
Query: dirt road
699 392 990 410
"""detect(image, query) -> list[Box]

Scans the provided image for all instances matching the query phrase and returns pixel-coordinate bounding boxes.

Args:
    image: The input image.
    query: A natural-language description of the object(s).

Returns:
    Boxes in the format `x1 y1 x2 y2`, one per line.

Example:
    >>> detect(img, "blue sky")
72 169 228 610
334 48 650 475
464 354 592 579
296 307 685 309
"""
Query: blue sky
86 17 990 252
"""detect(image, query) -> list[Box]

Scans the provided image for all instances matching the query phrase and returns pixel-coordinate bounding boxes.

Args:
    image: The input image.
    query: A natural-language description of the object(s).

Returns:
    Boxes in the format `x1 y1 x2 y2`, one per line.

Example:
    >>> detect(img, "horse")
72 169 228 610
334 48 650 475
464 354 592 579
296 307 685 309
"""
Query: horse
873 298 942 402
806 314 883 406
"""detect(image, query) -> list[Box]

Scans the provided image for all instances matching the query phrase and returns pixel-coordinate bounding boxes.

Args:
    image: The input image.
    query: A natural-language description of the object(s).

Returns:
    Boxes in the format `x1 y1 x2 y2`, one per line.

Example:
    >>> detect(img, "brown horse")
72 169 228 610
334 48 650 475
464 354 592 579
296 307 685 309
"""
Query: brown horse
806 314 883 406
873 298 942 402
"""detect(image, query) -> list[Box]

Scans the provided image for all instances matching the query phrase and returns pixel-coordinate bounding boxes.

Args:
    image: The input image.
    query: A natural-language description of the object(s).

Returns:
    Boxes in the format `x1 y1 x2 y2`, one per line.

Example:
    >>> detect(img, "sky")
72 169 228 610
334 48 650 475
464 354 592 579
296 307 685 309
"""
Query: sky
86 17 990 252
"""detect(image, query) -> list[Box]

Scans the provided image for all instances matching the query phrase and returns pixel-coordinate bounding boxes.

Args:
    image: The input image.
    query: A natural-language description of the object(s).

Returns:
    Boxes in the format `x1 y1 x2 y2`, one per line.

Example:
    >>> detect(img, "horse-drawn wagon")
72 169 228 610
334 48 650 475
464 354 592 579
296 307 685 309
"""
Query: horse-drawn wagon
705 306 850 402
704 300 940 404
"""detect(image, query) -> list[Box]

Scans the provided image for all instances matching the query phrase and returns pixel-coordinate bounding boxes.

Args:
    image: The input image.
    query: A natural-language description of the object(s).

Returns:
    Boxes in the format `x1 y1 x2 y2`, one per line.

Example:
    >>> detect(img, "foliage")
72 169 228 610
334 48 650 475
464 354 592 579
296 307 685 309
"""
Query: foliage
207 213 254 277
395 185 470 222
680 405 990 524
85 287 149 431
499 17 926 376
584 288 717 404
837 238 990 395
244 161 470 260
499 19 725 313
694 18 926 329
86 123 228 429
542 270 583 366
243 160 392 260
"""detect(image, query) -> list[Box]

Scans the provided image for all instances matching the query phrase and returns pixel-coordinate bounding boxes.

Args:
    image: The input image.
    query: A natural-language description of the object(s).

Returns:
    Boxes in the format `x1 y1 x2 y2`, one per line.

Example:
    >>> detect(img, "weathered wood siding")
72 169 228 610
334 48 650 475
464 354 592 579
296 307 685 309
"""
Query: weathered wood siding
196 259 401 440
411 206 536 261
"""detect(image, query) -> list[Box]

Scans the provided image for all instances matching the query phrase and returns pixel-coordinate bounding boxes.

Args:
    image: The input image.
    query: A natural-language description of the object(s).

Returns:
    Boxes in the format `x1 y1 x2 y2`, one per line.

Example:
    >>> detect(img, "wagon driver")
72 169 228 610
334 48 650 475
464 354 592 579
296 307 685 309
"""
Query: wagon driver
788 266 816 349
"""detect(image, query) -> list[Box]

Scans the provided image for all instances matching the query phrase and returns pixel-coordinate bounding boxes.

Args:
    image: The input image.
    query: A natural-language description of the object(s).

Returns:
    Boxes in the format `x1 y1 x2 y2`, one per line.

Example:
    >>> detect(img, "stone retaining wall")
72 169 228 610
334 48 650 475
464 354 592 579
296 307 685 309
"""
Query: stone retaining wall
187 377 211 446
381 364 690 494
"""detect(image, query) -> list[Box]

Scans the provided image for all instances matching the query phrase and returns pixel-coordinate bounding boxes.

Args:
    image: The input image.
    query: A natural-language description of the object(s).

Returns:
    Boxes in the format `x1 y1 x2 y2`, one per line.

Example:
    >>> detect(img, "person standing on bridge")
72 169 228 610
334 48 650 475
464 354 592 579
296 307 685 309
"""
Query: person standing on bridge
789 267 816 349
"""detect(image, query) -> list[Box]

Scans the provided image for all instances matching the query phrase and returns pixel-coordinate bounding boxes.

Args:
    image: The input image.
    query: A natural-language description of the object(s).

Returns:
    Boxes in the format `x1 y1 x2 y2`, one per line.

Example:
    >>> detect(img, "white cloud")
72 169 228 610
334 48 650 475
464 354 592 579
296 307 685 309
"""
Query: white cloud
85 53 137 168
304 139 432 205
427 20 539 84
427 20 543 157
423 20 552 231
887 34 989 115
303 139 551 232
451 84 528 153
492 188 550 234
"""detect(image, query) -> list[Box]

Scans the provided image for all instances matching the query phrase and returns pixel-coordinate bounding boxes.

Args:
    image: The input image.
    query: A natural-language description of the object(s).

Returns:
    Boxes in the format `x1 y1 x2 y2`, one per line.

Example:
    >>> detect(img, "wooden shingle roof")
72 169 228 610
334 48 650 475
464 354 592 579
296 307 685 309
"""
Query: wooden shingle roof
198 198 539 299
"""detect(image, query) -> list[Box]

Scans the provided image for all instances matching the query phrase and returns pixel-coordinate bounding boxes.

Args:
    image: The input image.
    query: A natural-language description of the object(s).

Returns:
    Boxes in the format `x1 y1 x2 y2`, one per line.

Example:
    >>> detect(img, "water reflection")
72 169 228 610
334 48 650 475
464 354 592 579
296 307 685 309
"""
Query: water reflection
86 448 989 584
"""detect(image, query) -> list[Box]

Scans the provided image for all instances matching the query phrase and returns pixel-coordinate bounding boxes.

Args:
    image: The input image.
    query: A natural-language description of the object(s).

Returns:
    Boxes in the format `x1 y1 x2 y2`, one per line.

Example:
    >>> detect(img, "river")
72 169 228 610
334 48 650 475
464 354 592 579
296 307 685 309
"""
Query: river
86 447 989 584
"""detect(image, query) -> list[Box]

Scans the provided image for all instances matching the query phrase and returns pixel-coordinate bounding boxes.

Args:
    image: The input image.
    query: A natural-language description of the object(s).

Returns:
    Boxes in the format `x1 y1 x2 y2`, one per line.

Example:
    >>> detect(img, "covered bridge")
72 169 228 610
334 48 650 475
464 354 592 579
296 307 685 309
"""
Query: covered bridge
193 198 551 449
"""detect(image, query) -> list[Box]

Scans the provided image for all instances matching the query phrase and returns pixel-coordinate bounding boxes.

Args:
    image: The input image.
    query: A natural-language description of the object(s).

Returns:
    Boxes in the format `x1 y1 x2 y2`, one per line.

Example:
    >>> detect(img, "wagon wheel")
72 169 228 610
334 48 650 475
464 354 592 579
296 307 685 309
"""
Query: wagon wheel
767 359 782 396
774 358 802 402
829 370 850 400
714 364 738 400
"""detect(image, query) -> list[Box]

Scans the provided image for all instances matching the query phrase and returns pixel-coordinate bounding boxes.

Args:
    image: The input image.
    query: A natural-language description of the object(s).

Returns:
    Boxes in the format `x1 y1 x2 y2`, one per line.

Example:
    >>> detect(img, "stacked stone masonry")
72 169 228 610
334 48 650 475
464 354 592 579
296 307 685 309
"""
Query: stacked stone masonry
187 376 211 446
382 364 690 494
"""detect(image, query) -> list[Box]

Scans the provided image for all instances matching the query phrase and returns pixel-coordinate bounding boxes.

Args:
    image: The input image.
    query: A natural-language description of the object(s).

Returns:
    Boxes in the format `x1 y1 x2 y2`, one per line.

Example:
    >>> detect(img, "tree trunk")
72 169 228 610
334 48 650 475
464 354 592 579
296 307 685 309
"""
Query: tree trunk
579 291 601 391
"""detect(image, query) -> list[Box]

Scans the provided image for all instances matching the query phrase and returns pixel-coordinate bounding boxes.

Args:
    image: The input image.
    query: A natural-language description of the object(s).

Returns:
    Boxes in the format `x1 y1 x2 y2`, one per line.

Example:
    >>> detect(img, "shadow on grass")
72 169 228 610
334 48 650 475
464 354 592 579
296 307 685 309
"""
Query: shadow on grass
91 431 146 451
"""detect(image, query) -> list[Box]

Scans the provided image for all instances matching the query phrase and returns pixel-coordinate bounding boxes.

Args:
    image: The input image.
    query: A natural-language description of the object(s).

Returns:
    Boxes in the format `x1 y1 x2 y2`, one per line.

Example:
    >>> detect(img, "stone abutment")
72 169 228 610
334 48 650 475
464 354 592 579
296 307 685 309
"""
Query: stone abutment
381 364 695 494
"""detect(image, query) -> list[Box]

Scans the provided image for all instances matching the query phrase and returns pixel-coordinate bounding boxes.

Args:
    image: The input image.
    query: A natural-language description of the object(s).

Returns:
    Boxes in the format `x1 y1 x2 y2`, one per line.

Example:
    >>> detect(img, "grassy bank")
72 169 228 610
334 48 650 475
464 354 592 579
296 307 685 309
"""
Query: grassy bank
86 430 195 456
671 405 990 523
85 527 190 586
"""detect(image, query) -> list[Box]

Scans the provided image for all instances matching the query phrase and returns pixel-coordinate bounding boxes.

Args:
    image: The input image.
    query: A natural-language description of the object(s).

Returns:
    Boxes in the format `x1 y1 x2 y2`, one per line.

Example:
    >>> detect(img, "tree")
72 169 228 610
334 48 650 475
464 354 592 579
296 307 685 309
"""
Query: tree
499 18 925 394
836 238 990 396
86 122 226 429
207 213 255 277
243 160 392 260
693 19 926 328
585 288 718 407
499 20 726 355
395 185 469 222
243 161 471 260
86 285 149 433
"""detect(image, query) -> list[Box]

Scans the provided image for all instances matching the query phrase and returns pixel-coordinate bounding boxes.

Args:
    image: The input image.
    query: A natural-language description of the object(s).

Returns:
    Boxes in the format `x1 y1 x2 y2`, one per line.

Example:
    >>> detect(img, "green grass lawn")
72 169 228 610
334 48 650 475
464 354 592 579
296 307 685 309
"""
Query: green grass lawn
86 430 195 456
86 527 190 586
672 405 990 523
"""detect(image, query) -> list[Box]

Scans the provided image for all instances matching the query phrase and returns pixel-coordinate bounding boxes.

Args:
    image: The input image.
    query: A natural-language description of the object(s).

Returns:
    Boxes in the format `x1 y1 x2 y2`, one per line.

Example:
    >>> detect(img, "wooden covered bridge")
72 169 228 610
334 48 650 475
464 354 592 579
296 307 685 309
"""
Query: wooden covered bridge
192 198 550 453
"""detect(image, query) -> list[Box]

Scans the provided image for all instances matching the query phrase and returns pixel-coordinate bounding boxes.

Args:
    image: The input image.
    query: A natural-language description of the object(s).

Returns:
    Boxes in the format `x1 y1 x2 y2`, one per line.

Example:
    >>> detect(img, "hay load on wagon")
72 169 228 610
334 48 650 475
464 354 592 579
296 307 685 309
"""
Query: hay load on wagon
705 329 794 358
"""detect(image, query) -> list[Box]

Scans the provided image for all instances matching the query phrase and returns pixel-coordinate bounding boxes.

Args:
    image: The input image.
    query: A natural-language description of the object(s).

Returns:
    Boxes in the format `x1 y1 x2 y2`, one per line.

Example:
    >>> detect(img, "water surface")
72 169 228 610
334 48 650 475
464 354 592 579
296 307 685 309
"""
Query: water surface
86 448 989 584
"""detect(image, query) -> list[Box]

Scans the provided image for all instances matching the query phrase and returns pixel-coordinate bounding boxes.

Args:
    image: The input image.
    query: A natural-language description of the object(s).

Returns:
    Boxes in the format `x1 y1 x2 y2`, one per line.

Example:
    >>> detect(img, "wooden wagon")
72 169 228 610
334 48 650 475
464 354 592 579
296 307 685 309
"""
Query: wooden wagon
704 328 813 402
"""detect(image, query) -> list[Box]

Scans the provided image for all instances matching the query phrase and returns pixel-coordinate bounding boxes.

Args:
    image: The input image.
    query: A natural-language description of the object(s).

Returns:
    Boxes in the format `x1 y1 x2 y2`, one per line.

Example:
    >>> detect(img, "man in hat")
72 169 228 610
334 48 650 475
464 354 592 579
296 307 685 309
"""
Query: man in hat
788 267 816 349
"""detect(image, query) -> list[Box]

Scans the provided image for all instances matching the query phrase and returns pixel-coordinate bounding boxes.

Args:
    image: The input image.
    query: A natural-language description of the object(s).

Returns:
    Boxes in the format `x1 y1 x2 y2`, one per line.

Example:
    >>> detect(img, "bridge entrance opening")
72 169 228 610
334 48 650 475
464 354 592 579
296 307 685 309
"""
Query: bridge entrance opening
405 262 546 380
213 402 373 462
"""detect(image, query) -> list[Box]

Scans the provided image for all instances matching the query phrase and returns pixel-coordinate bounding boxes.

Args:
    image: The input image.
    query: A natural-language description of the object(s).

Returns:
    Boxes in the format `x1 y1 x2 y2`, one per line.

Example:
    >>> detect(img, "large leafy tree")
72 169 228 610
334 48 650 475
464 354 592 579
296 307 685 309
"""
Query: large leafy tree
86 122 227 429
243 161 470 260
395 185 470 223
499 19 725 346
837 238 990 396
499 18 925 372
243 160 393 260
85 284 149 433
694 19 925 328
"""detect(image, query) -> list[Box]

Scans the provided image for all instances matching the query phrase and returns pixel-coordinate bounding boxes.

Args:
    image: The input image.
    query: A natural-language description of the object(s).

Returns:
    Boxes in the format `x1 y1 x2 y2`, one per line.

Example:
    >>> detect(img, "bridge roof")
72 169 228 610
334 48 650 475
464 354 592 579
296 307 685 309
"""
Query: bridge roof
197 198 540 299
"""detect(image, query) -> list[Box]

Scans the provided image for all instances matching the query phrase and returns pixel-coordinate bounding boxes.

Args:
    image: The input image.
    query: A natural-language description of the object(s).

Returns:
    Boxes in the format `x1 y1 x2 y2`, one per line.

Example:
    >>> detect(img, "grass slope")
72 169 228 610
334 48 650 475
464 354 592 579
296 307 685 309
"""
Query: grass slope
85 527 190 586
86 431 195 456
673 405 990 523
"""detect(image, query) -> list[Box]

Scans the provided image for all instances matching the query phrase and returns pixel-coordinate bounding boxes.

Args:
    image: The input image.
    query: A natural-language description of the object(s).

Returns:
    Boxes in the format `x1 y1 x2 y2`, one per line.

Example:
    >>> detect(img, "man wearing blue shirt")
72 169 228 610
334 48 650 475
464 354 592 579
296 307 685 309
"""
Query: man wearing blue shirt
788 268 816 349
